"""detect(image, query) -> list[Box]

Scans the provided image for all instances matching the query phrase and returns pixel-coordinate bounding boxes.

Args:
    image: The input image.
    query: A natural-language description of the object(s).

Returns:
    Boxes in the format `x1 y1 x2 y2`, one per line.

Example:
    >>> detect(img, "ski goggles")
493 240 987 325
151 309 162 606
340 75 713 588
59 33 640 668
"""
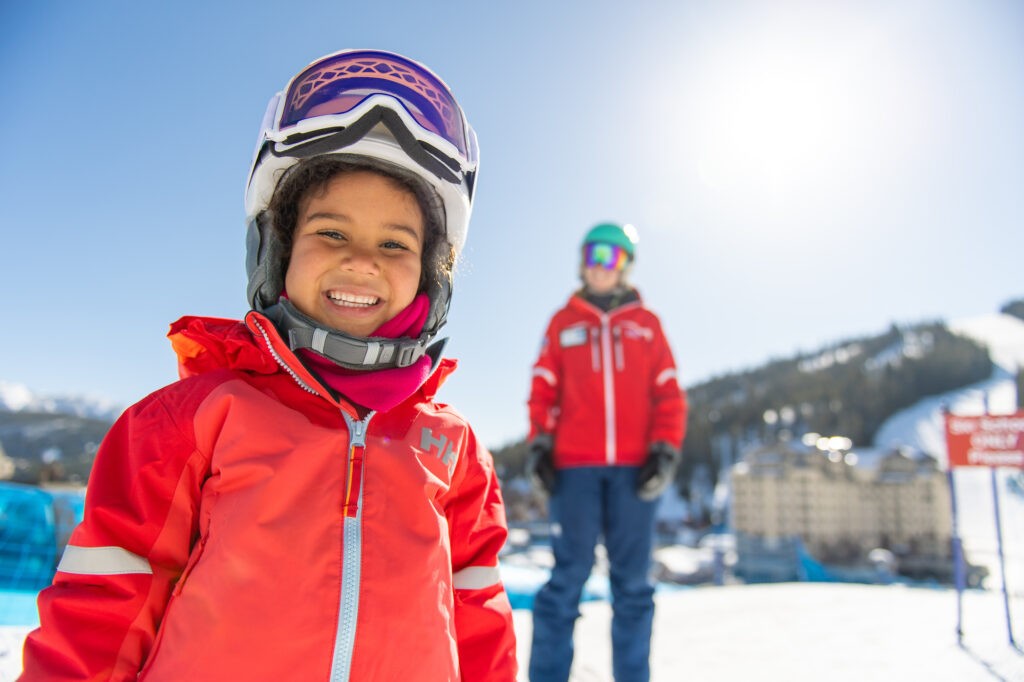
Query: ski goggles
253 49 478 187
584 242 630 271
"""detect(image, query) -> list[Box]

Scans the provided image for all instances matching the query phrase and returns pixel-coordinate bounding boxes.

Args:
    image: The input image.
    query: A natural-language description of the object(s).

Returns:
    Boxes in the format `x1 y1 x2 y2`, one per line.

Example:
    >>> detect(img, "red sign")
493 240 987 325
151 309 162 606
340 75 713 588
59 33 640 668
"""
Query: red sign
945 411 1024 468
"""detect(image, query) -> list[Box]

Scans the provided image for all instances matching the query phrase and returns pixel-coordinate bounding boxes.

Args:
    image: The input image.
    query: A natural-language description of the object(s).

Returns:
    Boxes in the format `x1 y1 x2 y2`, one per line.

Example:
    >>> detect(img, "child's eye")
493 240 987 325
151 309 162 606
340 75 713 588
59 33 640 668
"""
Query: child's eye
382 240 411 251
318 230 346 240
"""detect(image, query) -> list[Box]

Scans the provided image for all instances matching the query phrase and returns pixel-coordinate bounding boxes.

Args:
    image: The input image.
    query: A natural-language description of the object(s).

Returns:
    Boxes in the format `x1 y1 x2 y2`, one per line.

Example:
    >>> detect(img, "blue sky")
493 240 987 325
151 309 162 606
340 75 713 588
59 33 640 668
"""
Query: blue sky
2 1 1022 448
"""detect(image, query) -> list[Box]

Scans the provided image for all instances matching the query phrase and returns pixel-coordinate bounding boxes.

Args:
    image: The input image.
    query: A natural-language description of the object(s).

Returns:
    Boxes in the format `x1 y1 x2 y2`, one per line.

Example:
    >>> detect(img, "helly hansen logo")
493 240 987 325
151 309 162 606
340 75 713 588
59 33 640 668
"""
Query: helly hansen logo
420 427 457 469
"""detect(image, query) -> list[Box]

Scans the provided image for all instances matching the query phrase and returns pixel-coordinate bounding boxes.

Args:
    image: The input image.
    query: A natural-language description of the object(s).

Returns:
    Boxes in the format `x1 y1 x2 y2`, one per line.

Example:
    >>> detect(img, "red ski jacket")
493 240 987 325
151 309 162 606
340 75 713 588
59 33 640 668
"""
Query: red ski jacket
528 292 687 467
21 312 516 681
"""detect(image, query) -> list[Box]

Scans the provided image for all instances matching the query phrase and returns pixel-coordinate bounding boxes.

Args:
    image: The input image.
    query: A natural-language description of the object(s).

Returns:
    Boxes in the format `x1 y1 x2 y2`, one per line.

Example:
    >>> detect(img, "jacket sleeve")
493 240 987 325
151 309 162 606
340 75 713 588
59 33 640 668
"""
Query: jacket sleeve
648 316 688 449
20 390 209 681
444 425 518 682
527 314 563 439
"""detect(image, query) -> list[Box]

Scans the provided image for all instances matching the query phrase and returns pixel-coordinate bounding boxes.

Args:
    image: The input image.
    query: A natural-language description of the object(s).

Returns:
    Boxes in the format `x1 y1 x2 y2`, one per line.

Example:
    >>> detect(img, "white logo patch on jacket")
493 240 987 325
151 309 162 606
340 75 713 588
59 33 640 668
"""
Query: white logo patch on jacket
418 427 458 474
559 325 589 348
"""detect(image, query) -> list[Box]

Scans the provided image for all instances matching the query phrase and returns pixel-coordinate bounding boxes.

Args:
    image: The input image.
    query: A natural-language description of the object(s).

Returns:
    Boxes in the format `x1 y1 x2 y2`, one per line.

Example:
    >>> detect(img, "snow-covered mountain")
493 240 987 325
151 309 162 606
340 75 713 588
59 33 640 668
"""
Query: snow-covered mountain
0 381 122 422
873 312 1024 460
868 312 1024 591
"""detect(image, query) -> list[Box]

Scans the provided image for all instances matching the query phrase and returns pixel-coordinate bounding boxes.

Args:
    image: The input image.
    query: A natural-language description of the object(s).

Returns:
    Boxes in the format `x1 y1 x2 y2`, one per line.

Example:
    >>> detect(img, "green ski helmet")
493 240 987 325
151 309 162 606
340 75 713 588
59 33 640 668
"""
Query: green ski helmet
582 222 639 259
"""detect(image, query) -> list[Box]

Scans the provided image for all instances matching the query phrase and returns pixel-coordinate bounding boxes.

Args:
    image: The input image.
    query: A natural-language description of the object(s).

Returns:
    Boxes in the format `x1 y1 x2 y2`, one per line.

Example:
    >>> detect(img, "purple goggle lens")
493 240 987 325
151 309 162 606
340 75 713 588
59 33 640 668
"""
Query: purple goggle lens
279 50 471 158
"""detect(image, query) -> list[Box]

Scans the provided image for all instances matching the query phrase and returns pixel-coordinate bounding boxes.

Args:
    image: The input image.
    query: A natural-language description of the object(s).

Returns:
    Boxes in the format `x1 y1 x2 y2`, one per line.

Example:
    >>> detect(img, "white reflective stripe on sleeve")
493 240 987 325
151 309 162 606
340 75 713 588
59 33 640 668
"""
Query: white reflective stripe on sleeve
532 367 558 387
452 565 502 590
57 545 153 576
655 368 677 386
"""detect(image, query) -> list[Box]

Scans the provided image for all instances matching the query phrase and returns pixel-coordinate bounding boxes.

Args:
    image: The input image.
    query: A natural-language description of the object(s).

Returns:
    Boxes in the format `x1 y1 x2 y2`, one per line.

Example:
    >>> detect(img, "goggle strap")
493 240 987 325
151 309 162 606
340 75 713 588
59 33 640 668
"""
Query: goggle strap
417 138 462 174
279 107 380 152
375 109 461 184
270 106 460 185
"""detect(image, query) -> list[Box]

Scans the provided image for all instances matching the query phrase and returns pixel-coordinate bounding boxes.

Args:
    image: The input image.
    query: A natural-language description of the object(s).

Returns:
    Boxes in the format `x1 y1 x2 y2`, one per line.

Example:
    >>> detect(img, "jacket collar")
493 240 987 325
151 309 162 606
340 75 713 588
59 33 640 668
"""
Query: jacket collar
167 313 455 413
567 289 644 318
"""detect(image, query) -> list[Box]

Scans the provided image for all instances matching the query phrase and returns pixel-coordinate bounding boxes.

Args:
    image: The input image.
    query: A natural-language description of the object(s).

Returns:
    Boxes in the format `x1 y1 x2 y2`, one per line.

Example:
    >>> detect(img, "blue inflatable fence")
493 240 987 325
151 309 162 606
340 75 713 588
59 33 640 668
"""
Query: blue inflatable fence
0 482 84 591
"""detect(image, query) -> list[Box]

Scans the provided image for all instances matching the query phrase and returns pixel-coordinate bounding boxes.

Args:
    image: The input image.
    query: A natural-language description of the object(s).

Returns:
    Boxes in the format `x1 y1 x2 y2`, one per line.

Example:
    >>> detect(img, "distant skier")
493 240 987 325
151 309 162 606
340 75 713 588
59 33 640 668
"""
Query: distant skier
20 49 517 680
526 222 688 682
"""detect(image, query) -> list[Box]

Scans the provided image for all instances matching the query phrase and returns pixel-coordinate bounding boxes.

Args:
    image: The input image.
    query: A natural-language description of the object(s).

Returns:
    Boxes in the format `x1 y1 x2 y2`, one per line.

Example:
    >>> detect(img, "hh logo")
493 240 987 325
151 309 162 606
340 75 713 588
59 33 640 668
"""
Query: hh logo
420 427 457 470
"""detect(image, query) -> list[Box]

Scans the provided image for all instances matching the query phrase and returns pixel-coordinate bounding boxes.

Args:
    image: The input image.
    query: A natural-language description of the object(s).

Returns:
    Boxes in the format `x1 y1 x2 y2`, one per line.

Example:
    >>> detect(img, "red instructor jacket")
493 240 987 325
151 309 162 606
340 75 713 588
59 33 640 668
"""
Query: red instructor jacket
529 291 687 467
21 312 517 681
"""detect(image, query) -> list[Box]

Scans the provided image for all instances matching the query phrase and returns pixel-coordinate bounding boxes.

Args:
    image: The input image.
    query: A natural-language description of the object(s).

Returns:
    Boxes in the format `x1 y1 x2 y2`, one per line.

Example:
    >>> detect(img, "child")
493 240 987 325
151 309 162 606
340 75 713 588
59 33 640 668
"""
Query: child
20 49 517 681
525 223 687 682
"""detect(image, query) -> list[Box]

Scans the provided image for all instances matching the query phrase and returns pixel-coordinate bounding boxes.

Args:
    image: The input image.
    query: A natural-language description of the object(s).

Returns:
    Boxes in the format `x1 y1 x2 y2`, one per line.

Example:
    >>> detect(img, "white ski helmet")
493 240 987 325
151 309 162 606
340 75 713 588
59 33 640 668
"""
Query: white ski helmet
244 49 479 370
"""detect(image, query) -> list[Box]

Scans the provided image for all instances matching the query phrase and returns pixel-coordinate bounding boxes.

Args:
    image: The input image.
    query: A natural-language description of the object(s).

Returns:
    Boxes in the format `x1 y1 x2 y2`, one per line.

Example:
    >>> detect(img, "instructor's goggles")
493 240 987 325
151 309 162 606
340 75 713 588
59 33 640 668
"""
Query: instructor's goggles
584 243 630 271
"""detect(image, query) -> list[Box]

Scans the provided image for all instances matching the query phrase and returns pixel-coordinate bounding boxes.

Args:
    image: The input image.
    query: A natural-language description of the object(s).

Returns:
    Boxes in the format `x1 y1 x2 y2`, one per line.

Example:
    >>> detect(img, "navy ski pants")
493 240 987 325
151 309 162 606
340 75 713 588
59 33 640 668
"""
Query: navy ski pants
529 466 658 682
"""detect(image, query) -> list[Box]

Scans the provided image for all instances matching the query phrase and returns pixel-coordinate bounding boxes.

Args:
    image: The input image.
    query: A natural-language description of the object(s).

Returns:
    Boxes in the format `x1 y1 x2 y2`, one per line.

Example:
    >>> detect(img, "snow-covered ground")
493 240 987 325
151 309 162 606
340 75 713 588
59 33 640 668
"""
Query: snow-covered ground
4 583 1021 681
513 583 1023 681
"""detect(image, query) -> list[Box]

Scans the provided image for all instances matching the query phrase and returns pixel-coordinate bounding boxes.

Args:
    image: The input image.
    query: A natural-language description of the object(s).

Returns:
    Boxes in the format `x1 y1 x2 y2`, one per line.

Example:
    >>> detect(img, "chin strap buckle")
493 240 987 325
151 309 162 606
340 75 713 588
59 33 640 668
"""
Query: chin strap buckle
266 300 430 370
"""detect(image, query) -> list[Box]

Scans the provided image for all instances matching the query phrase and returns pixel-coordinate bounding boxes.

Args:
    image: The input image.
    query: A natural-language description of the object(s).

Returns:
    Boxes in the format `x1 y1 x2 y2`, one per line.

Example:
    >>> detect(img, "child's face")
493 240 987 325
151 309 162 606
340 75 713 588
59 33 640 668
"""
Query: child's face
285 171 424 337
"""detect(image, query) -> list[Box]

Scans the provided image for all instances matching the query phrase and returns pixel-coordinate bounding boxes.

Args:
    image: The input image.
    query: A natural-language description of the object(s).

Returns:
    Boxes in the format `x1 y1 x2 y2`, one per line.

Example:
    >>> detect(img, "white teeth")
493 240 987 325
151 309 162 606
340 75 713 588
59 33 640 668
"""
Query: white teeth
327 292 379 307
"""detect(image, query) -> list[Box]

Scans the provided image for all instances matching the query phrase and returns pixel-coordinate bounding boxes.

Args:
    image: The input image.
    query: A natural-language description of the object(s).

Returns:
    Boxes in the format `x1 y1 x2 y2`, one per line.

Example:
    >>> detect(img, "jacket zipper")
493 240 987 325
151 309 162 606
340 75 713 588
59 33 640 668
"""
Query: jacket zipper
600 315 617 464
253 314 377 680
251 318 319 395
331 410 374 682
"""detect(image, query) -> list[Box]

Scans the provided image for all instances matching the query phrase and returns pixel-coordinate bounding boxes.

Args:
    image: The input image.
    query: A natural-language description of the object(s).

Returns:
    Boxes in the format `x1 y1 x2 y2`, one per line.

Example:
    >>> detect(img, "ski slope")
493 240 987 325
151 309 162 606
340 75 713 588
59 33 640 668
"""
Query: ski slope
871 313 1024 592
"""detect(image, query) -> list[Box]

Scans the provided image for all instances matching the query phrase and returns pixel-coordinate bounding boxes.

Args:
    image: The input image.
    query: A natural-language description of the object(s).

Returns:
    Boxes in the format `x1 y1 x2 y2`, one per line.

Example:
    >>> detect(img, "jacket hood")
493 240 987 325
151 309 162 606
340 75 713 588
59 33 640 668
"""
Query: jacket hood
568 287 643 316
169 316 279 379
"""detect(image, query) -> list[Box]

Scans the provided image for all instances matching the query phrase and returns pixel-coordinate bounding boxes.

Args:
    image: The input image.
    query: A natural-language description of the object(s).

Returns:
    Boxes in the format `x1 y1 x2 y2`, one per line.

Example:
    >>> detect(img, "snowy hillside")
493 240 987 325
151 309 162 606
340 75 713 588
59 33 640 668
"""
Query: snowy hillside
871 312 1024 595
873 312 1024 459
0 381 121 422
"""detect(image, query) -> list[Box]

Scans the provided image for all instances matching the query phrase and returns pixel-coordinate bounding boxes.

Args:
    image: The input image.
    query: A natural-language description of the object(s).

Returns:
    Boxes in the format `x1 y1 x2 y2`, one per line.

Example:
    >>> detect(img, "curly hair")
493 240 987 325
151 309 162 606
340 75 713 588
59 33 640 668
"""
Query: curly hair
266 155 455 294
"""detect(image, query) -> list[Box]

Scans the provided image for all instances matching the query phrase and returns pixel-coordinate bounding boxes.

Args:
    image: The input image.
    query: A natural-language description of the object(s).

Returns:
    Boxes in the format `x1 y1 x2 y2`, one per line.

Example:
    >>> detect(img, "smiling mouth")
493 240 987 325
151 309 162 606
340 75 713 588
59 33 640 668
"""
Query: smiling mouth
326 292 381 308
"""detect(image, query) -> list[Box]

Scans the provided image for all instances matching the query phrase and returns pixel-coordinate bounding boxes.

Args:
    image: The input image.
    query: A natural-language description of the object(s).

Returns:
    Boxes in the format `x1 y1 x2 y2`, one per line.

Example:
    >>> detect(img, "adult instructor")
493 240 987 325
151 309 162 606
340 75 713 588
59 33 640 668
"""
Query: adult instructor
526 222 688 682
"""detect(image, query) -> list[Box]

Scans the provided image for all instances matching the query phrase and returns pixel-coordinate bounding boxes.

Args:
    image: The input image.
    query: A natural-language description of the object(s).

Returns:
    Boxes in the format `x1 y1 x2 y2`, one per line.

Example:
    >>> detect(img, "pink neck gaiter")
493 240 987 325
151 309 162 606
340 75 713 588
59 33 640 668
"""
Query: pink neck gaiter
297 293 434 412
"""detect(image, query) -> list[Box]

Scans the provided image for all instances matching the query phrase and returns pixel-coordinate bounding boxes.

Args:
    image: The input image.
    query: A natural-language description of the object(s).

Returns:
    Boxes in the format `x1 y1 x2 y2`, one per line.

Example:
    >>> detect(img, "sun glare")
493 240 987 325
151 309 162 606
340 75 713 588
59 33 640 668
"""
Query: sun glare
679 5 937 214
695 54 851 200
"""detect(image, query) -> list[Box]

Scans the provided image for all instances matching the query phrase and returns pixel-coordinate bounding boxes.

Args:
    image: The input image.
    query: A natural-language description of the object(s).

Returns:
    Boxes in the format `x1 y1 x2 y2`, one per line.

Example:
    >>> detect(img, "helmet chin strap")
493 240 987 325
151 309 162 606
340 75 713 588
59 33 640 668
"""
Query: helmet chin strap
265 299 444 371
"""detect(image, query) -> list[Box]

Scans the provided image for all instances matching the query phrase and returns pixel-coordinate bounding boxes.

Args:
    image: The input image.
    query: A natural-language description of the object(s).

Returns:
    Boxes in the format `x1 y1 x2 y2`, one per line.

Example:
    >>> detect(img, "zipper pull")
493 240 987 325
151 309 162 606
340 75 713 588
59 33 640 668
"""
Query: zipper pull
349 417 367 447
342 412 373 517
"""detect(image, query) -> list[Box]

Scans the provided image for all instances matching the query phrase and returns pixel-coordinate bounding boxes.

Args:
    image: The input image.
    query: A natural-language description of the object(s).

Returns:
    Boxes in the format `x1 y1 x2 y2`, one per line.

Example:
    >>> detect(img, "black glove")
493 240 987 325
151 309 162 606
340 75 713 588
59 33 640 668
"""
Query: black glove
636 442 681 501
525 434 557 495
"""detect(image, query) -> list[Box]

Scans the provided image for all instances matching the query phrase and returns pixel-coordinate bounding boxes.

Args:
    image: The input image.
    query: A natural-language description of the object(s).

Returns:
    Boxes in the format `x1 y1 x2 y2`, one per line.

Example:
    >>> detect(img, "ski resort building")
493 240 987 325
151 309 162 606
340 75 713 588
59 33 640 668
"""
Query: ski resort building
729 441 952 573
